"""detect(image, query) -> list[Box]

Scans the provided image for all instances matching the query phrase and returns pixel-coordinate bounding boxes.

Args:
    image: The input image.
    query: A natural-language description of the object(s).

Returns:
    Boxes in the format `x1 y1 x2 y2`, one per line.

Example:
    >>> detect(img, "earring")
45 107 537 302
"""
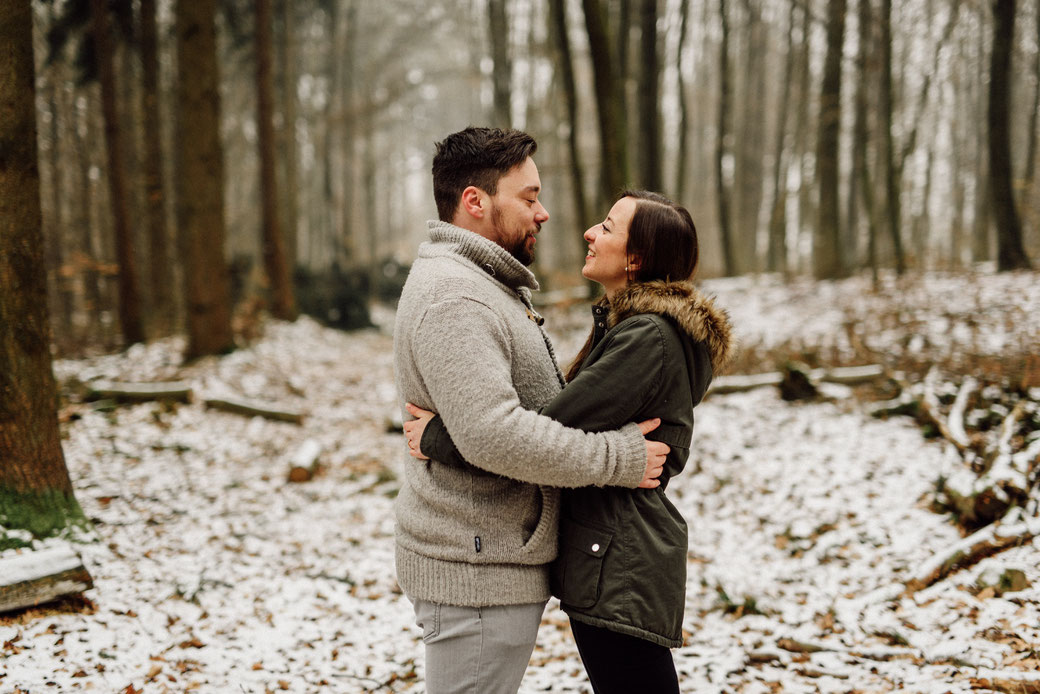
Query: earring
625 266 629 271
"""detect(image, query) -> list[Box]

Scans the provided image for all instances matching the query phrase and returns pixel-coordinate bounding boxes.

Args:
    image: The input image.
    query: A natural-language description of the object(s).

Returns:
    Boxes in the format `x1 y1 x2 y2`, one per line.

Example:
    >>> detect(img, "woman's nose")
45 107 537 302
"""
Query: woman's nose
583 228 595 242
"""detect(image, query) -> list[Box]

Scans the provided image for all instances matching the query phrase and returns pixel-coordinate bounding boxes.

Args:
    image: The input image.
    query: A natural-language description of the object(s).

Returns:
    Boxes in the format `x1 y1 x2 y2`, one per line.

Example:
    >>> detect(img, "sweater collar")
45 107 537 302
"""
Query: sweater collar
423 220 540 292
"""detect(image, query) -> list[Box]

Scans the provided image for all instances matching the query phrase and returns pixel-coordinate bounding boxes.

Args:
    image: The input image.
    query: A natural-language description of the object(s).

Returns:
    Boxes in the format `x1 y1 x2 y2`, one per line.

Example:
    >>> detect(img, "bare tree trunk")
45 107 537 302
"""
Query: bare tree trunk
583 0 629 207
0 0 90 540
637 0 661 190
734 0 766 273
989 0 1033 270
673 0 691 201
1024 4 1040 188
766 0 796 275
256 0 297 319
548 0 589 228
715 0 735 275
879 0 906 273
90 0 145 345
814 0 847 279
488 0 512 128
278 0 299 274
175 0 235 359
139 0 175 337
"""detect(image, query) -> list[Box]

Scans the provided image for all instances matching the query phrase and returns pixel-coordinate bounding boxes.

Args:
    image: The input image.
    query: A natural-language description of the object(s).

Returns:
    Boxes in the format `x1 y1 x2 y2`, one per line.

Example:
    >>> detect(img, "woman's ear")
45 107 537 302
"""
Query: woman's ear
627 255 641 271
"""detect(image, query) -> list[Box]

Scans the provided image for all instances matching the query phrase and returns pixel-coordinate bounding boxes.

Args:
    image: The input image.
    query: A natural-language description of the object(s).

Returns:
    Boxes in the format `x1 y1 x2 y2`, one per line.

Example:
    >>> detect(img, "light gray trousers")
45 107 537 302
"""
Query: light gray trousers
412 598 547 694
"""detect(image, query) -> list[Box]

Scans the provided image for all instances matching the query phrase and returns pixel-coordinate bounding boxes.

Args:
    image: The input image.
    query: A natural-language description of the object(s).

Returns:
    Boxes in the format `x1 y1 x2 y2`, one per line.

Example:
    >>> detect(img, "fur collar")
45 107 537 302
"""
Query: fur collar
607 280 734 373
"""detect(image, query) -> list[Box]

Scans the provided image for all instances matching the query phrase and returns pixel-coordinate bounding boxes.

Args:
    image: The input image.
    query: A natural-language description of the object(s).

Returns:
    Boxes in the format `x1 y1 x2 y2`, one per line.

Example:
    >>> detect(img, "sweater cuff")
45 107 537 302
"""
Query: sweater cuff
611 421 649 488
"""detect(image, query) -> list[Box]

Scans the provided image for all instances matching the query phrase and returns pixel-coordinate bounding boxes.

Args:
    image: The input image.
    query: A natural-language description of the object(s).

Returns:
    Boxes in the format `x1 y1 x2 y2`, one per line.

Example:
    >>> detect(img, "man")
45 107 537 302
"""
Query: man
393 126 667 693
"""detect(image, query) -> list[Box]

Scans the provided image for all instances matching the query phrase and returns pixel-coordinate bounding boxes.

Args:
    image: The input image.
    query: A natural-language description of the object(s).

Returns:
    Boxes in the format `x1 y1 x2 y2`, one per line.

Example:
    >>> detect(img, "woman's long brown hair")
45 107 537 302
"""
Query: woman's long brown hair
564 191 699 382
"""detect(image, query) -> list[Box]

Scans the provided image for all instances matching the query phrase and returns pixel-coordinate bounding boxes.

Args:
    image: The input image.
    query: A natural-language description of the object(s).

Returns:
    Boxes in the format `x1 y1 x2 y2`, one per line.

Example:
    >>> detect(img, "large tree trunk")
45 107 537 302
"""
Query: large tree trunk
637 0 661 190
715 0 735 275
0 0 90 541
175 0 235 359
814 0 847 279
139 0 175 337
582 0 629 207
879 0 906 273
548 0 589 229
488 0 512 129
256 0 297 319
90 0 145 345
989 0 1033 271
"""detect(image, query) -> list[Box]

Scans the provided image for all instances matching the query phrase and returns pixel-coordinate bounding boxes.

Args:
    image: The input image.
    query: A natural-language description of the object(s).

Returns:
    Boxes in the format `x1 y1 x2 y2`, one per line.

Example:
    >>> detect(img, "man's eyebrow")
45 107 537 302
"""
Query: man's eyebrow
521 184 540 194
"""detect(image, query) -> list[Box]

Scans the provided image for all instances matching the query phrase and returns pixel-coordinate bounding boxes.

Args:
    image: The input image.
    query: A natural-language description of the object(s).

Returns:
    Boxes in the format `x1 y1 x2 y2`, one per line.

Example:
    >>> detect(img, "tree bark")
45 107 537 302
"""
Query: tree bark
715 0 735 275
548 0 589 229
879 0 906 273
814 0 846 279
989 0 1033 270
0 0 90 540
582 0 629 207
90 0 145 345
175 0 235 359
766 0 797 274
139 0 175 337
488 0 512 129
637 0 661 190
256 0 297 319
673 0 691 201
277 0 299 274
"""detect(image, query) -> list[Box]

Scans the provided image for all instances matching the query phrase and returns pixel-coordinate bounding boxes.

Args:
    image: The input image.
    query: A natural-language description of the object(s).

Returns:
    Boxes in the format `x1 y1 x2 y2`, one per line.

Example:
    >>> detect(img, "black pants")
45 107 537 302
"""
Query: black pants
570 619 680 694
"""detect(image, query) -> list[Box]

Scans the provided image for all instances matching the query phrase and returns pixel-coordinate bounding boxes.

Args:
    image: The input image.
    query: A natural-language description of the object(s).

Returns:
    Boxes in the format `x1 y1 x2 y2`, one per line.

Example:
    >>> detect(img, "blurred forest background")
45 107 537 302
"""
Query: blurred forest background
5 0 1038 362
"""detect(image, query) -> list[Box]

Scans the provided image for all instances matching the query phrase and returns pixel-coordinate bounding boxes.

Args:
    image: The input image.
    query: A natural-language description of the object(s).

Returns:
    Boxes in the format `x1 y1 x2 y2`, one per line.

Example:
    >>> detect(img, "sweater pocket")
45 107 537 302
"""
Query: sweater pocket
551 519 613 609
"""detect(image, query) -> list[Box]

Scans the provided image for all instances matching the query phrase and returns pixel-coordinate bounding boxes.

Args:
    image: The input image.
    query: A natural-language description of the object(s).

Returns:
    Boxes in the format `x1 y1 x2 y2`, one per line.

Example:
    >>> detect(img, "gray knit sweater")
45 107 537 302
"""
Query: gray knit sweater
392 221 647 607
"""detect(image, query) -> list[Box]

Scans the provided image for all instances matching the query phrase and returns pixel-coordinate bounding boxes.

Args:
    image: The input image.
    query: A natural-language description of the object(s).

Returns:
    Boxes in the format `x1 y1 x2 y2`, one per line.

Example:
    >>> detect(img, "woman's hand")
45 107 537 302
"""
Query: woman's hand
403 403 435 460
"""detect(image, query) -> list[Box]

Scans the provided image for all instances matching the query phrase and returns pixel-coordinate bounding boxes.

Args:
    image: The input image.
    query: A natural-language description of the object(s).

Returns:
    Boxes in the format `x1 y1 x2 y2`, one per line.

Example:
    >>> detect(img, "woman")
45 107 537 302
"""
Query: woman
404 190 733 693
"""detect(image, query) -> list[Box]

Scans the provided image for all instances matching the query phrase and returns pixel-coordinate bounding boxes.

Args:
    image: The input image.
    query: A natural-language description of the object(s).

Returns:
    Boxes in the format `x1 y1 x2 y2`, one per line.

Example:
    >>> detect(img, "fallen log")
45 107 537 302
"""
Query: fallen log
970 673 1040 693
203 396 303 424
287 439 323 483
905 509 1040 594
710 364 884 395
0 544 93 613
86 380 193 403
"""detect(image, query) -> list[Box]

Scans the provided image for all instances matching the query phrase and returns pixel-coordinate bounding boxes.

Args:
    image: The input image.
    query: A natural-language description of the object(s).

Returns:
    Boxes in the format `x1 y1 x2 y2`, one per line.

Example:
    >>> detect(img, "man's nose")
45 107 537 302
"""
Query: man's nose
535 202 549 223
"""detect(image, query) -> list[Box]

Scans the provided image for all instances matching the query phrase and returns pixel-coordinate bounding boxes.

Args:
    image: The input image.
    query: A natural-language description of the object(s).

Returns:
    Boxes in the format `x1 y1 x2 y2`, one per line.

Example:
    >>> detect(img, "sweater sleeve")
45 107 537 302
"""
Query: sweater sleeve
412 296 646 488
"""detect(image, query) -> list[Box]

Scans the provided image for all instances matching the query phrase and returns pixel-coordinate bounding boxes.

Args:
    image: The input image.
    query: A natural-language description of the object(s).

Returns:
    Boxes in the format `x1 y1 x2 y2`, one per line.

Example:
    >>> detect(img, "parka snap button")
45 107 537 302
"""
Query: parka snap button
591 543 600 552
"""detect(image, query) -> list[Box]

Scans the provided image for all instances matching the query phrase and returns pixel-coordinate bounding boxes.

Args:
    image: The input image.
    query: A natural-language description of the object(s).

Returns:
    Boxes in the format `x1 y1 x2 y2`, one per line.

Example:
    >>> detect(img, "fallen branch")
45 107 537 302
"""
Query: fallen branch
203 396 303 424
86 380 193 403
946 377 976 451
921 367 971 455
905 509 1040 594
0 544 93 613
970 672 1040 693
710 364 884 395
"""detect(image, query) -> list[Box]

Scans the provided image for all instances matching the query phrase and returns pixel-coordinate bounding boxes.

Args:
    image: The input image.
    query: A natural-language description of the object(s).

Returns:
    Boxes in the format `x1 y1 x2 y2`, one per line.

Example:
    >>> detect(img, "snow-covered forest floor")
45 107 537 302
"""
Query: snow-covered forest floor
3 269 1040 693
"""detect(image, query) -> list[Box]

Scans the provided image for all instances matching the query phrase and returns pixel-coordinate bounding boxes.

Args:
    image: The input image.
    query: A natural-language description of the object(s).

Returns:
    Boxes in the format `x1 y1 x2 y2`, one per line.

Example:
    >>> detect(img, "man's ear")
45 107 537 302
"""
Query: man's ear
459 186 487 220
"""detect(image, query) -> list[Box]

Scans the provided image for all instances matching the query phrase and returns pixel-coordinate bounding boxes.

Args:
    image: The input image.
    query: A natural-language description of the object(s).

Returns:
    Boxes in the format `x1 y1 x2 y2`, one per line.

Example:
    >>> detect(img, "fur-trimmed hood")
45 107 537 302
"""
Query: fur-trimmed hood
607 280 734 374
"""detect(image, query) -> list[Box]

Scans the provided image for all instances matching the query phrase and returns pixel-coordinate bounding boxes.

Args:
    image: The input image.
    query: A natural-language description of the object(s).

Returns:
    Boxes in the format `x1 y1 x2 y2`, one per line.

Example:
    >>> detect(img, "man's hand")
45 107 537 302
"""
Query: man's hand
403 403 435 460
637 418 668 489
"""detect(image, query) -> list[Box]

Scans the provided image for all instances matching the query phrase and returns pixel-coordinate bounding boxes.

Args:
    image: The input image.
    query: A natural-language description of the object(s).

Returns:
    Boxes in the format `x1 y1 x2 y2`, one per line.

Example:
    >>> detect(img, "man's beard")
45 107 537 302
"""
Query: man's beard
491 207 536 266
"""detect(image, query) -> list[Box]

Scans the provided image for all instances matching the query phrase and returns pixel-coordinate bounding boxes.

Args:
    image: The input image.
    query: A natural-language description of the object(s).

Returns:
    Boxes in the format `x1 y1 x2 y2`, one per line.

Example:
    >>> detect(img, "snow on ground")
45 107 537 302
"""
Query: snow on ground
2 270 1039 693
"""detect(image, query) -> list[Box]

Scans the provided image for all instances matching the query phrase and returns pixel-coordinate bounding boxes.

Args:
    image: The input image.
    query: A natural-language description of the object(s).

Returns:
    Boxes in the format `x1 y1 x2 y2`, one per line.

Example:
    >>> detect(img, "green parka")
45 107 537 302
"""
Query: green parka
420 280 733 647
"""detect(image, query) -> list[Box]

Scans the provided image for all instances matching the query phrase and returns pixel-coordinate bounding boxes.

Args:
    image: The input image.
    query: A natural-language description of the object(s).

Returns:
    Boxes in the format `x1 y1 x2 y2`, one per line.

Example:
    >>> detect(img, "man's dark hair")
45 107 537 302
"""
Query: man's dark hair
432 127 538 222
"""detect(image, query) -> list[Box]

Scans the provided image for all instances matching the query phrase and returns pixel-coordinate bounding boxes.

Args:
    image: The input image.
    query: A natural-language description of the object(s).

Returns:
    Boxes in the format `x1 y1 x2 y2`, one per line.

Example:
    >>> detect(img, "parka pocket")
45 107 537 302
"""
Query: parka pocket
550 519 613 609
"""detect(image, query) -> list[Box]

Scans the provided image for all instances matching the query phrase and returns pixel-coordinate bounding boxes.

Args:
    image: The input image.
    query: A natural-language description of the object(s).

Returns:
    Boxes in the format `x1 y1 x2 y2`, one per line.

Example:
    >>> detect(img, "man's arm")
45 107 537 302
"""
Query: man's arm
411 296 649 488
412 314 672 487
